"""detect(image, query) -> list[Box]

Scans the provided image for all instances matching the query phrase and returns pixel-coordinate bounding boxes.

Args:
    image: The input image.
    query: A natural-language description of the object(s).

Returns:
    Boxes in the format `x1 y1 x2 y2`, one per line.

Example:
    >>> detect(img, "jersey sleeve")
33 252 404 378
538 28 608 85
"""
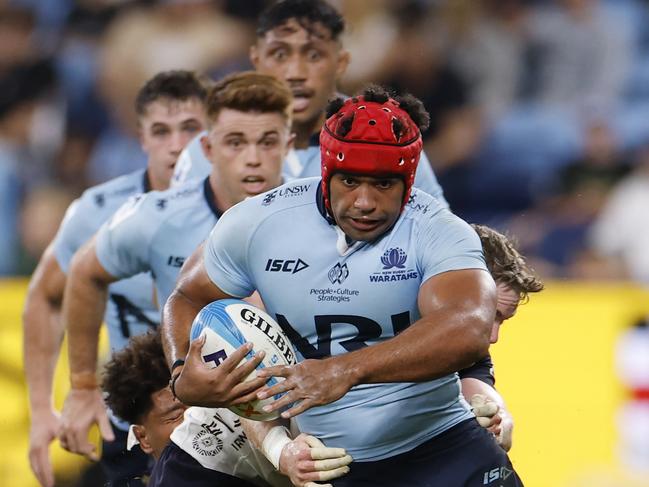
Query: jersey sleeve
53 198 92 273
458 354 496 387
417 210 486 283
414 152 449 209
95 195 155 279
203 202 256 298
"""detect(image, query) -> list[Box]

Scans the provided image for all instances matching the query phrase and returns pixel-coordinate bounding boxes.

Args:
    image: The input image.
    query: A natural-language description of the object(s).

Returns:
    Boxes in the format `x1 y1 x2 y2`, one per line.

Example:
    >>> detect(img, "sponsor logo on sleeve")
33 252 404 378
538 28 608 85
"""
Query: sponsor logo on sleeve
261 184 311 206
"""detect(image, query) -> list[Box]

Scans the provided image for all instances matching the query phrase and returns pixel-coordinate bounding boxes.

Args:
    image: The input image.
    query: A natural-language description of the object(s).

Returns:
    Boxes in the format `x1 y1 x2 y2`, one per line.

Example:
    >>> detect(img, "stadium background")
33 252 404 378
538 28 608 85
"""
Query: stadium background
2 0 649 486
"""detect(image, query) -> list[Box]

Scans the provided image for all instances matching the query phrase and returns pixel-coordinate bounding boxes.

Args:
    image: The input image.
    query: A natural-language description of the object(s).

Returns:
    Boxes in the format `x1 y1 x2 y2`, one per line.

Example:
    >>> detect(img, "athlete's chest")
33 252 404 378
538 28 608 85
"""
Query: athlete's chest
251 217 423 358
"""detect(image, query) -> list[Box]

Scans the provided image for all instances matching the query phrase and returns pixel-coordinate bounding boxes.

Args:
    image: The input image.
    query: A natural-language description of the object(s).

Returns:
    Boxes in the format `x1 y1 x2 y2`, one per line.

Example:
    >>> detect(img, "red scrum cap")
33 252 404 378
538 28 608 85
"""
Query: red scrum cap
319 94 424 214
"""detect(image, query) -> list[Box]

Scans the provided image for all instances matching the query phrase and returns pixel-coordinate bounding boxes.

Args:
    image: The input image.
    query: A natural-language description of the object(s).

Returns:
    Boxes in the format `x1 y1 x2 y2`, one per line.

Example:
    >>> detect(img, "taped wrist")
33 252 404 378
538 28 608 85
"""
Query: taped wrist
261 426 292 470
70 371 98 390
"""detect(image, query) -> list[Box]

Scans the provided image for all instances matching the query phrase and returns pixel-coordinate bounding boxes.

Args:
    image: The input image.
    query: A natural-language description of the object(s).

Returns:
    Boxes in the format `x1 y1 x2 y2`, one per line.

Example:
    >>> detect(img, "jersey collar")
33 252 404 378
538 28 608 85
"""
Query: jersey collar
316 182 335 225
142 170 152 193
203 177 224 218
308 131 320 147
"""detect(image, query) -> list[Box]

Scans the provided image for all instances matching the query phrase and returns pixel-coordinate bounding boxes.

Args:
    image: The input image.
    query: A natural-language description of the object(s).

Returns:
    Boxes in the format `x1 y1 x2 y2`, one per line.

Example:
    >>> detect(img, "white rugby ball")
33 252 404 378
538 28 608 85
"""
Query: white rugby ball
190 299 297 421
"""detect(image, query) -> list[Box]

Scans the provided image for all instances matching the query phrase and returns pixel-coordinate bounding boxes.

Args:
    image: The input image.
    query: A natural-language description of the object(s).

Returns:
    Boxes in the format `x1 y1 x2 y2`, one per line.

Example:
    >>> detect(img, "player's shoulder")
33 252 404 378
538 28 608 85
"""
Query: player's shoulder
216 178 318 239
405 188 477 241
239 177 318 215
78 170 147 214
401 187 448 221
125 177 205 220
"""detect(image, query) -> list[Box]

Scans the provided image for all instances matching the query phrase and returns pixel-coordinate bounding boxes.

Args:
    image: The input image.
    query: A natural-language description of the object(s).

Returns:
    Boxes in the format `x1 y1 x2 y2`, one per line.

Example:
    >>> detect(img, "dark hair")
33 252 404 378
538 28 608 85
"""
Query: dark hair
0 59 55 120
102 332 170 424
206 71 292 122
257 0 345 40
472 224 544 302
326 84 431 132
135 70 208 117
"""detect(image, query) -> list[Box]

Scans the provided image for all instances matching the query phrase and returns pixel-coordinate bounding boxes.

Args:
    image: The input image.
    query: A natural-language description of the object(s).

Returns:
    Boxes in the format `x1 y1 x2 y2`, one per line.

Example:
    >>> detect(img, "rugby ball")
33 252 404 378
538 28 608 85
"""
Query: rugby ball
190 299 297 421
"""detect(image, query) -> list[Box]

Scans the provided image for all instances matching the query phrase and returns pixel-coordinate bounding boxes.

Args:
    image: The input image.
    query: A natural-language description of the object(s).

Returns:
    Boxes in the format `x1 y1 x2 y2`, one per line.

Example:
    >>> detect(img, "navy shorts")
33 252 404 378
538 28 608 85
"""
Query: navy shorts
148 442 259 487
332 419 524 487
100 421 151 487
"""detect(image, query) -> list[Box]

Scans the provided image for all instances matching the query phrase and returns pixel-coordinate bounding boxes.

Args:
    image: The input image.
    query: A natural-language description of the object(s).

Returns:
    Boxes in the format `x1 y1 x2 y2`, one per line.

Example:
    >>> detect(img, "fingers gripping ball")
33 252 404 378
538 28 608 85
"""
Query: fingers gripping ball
190 299 297 421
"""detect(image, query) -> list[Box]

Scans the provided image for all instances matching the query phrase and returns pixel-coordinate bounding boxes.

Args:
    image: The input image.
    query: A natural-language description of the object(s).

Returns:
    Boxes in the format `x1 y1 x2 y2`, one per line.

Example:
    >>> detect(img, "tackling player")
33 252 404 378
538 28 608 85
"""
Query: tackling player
23 70 208 487
171 0 448 206
162 85 525 486
461 224 544 451
102 331 350 487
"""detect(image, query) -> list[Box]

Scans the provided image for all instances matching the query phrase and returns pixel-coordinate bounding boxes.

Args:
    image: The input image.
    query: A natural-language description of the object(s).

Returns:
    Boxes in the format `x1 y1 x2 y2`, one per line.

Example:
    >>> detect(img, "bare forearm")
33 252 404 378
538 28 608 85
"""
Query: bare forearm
161 289 204 369
336 312 490 386
23 292 64 412
64 271 109 376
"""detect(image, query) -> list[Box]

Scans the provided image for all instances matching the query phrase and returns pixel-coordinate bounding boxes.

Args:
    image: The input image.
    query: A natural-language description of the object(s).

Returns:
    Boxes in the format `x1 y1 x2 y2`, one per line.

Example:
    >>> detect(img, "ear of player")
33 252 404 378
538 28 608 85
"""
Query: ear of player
190 299 297 421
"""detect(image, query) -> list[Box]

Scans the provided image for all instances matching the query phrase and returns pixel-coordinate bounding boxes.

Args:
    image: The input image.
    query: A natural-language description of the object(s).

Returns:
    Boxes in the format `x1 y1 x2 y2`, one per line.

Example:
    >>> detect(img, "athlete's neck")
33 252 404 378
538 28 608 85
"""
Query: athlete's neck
144 169 168 192
293 112 326 149
207 173 229 214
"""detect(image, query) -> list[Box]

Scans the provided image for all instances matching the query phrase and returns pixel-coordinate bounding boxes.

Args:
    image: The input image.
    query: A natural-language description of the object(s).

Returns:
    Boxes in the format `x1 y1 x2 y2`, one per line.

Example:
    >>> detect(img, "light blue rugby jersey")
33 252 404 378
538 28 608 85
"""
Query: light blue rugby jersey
203 177 484 461
95 177 222 307
171 133 449 207
53 169 159 353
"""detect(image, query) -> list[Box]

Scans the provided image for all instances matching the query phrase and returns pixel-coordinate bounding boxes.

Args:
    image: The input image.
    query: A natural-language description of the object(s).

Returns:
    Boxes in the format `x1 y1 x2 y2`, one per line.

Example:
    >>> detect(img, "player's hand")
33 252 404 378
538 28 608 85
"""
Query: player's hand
256 358 354 418
28 407 60 487
279 434 352 487
174 335 268 407
59 388 114 461
470 394 513 451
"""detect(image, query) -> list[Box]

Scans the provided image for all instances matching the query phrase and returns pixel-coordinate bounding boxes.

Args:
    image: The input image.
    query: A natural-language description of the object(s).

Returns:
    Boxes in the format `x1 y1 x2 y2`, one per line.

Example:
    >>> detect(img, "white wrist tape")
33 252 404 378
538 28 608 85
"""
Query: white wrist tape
261 426 292 470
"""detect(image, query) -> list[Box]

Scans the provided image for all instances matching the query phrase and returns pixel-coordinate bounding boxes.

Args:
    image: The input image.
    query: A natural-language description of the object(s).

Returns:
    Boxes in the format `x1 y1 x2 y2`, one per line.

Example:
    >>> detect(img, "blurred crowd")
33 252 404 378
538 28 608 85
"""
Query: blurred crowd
1 0 649 283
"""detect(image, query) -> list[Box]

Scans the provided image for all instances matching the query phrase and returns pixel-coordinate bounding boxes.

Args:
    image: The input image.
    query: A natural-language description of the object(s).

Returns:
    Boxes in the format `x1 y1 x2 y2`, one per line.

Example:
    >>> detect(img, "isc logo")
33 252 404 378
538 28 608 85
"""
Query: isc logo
482 466 514 485
265 258 309 274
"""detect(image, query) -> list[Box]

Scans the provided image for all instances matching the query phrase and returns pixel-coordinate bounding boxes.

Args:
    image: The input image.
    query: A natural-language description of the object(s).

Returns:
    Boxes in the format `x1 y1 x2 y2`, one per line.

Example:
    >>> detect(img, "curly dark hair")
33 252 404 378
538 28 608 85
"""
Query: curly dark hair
472 224 544 302
256 0 345 40
326 84 430 133
102 331 170 425
135 70 208 117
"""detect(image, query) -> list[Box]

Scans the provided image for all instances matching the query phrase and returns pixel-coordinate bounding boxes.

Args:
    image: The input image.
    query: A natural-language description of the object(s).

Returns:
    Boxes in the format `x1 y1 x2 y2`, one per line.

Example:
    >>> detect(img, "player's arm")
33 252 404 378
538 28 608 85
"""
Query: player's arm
23 242 67 487
462 378 513 452
258 268 495 417
59 237 118 460
161 243 267 408
242 419 352 487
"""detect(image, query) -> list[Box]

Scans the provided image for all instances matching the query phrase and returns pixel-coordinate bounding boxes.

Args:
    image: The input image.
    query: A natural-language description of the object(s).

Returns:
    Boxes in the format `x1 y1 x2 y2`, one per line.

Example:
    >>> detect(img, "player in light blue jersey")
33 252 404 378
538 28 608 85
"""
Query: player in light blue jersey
22 71 208 487
57 72 345 485
171 0 448 207
162 86 525 486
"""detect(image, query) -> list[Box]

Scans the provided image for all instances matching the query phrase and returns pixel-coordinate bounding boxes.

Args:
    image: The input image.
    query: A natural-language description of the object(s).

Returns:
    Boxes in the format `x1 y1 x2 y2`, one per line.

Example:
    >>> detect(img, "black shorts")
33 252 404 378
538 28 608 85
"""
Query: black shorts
149 442 259 487
332 419 524 487
100 421 151 487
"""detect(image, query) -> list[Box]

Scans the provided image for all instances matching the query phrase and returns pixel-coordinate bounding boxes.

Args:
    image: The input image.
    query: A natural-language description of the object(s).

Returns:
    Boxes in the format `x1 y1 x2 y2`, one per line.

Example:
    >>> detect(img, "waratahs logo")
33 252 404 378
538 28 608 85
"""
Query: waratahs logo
381 248 407 270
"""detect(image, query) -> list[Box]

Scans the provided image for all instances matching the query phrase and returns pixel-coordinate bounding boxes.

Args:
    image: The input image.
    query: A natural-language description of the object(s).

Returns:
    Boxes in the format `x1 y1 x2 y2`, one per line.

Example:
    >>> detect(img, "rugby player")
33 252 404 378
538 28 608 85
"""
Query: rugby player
171 0 448 206
58 71 296 470
162 85 525 486
103 331 350 487
23 70 208 487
